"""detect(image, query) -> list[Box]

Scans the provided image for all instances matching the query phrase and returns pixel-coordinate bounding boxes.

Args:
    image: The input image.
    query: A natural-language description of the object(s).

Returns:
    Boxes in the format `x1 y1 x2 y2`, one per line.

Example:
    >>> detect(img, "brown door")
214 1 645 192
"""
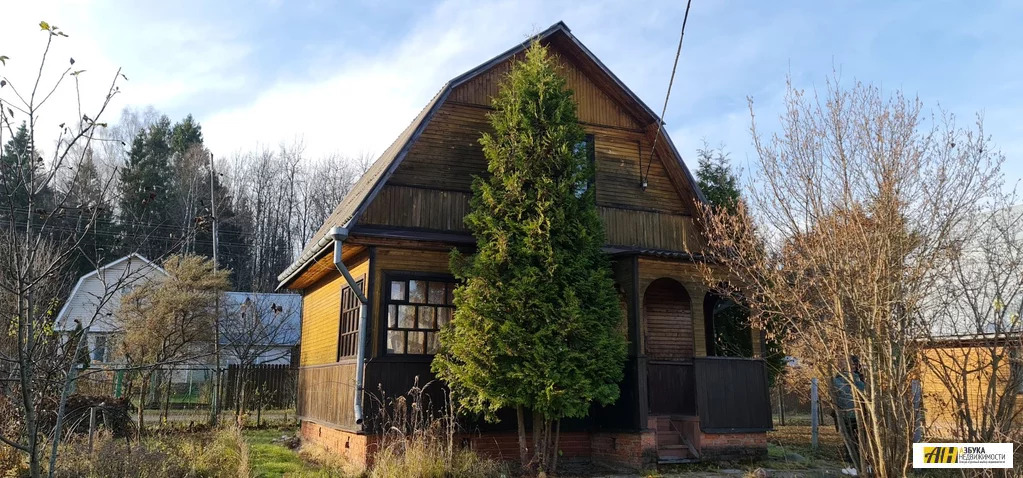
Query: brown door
644 278 695 415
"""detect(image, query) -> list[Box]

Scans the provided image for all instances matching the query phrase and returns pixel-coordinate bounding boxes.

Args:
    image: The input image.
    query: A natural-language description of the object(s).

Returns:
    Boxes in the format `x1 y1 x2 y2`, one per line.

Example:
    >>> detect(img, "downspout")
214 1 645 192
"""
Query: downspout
330 226 369 425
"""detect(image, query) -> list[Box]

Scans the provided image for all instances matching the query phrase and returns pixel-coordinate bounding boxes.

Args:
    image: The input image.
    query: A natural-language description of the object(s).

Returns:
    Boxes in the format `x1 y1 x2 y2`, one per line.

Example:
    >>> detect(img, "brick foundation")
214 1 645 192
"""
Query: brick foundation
300 421 378 468
591 430 659 470
695 431 769 461
300 419 765 470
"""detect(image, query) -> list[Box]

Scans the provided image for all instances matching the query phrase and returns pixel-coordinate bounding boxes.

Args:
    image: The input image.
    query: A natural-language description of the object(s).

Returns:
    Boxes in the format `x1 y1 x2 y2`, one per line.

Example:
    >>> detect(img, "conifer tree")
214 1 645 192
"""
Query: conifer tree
118 116 175 259
433 42 626 473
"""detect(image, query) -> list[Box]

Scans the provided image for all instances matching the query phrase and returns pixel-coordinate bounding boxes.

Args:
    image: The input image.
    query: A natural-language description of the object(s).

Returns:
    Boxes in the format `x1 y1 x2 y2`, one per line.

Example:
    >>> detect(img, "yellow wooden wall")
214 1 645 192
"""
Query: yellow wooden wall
299 253 369 366
919 346 1023 437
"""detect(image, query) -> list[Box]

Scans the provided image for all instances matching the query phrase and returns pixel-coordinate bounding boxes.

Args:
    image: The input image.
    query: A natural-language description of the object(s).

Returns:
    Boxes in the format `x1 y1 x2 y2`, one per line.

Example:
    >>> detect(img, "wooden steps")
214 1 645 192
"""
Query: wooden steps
653 415 700 464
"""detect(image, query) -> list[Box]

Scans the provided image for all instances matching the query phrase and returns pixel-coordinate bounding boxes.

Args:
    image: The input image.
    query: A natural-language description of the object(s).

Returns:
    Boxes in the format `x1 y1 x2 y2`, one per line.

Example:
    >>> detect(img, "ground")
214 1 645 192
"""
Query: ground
243 427 325 477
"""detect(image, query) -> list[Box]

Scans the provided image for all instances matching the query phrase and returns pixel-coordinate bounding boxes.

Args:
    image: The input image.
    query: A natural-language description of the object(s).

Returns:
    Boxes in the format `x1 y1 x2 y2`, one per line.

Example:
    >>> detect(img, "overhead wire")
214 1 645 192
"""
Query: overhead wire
643 0 693 185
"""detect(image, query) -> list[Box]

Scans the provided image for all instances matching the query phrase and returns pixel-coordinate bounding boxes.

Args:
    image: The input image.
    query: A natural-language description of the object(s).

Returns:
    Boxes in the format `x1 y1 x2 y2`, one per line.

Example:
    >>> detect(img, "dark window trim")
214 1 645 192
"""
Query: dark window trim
380 270 457 358
336 274 367 361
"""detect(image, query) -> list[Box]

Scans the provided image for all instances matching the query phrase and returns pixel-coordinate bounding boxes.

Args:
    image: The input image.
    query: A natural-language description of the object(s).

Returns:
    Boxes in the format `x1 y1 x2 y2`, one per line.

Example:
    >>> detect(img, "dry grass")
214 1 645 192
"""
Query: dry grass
50 426 246 477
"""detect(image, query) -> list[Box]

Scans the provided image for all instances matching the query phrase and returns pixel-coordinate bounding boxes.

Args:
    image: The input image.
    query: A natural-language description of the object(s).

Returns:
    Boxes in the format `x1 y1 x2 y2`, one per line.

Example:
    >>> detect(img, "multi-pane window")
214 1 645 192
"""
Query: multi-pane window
385 278 455 355
574 134 595 197
337 279 364 360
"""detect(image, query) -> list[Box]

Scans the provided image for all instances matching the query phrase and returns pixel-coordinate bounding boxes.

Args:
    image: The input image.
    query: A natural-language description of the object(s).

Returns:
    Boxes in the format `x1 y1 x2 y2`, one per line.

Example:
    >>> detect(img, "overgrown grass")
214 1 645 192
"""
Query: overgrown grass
51 426 246 477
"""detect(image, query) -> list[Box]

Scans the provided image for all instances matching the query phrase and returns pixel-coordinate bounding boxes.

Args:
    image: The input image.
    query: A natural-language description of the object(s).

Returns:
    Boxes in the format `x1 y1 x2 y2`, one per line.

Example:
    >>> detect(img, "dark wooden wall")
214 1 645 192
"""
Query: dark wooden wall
693 357 772 433
358 43 703 254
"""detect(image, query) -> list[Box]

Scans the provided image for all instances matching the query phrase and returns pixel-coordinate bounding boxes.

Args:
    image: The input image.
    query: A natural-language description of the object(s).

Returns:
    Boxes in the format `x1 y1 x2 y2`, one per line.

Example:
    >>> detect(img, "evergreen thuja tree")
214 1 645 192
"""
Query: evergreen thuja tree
433 42 626 473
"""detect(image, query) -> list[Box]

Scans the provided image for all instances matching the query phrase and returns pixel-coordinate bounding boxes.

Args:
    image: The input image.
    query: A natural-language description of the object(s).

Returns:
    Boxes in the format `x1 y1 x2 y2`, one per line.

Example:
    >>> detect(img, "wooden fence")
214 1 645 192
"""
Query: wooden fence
224 364 296 410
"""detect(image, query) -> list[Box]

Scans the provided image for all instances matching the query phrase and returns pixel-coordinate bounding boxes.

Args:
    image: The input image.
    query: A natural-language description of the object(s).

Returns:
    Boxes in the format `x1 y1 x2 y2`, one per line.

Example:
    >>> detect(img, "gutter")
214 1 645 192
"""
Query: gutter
330 226 369 425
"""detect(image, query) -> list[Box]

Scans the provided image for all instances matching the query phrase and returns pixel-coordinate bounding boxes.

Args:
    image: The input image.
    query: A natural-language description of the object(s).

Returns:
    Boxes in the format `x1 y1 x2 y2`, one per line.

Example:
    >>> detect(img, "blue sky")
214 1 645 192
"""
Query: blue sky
5 0 1022 188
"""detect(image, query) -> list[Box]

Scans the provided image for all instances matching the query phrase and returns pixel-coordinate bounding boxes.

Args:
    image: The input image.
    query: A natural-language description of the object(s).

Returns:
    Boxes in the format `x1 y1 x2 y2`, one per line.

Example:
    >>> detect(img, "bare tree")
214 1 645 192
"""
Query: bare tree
0 22 129 478
920 204 1023 455
698 78 1006 476
219 293 298 411
220 293 298 368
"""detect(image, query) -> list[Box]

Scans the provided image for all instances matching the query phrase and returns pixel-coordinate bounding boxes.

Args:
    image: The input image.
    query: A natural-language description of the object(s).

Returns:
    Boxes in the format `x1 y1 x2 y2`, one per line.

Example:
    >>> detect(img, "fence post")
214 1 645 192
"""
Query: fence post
912 379 923 442
88 407 96 452
778 380 786 426
810 378 819 452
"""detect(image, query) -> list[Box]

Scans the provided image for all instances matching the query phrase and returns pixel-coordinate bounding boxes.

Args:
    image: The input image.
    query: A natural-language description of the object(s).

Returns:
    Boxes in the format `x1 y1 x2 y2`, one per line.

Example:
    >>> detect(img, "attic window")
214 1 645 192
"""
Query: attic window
574 134 595 198
385 278 455 355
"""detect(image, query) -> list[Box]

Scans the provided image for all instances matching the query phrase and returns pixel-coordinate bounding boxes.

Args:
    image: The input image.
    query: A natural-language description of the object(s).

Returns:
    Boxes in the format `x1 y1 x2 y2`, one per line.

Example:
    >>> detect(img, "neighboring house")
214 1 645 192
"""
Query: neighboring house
919 334 1023 438
220 291 303 366
56 255 303 370
277 22 771 470
919 205 1023 438
55 253 169 366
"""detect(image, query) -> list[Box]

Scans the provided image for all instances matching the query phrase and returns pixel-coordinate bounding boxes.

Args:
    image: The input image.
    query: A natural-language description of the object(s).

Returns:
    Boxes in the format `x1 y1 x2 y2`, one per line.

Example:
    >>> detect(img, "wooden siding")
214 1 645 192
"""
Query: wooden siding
360 185 471 232
297 362 359 430
600 207 701 252
694 357 772 432
592 133 686 215
387 102 688 215
919 345 1023 437
647 362 696 415
643 278 694 361
370 247 453 358
387 102 491 192
300 254 369 366
639 258 708 357
450 53 641 130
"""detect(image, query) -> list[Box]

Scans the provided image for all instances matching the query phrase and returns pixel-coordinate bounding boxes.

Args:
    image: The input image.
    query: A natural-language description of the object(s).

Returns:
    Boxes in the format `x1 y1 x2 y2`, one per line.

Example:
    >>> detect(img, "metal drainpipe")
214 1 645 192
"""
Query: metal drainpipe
330 226 369 425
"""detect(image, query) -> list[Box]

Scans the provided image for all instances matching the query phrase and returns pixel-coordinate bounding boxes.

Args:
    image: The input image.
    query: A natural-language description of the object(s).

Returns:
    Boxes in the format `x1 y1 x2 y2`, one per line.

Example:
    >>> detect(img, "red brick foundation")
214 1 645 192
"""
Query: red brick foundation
695 431 769 461
591 430 659 470
300 420 378 468
300 419 765 470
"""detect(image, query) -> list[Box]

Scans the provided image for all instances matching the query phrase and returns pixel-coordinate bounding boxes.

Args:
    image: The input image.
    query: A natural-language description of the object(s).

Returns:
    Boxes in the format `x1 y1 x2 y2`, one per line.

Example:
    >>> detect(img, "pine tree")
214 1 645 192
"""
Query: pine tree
432 43 626 473
118 116 175 259
0 122 52 221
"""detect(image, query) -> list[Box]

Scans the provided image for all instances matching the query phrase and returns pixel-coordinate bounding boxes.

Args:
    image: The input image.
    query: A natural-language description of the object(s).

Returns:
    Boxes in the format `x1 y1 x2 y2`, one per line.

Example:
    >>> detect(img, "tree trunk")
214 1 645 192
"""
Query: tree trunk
551 419 561 473
516 405 528 472
532 412 544 472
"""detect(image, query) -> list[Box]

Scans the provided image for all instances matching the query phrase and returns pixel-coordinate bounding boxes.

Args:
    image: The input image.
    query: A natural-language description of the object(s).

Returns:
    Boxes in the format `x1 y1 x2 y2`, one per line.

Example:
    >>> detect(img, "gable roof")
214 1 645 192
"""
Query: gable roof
277 21 708 289
55 253 168 326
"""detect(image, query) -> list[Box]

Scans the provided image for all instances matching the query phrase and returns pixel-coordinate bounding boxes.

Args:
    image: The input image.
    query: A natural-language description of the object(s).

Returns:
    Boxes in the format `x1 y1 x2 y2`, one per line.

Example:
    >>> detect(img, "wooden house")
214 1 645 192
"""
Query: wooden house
919 335 1023 439
278 22 772 470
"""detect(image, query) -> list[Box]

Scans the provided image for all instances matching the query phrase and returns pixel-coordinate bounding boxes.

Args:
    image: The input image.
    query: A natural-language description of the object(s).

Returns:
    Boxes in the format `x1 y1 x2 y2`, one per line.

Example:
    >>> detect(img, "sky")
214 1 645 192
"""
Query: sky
2 0 1022 189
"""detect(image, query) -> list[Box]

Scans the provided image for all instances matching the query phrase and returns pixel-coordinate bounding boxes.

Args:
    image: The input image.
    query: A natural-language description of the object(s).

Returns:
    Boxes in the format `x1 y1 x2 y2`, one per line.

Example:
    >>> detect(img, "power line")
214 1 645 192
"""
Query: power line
644 0 693 185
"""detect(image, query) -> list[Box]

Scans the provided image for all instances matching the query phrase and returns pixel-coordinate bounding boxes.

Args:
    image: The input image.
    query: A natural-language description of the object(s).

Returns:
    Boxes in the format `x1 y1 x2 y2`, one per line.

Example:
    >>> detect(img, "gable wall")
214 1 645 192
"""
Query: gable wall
56 259 167 333
360 48 701 252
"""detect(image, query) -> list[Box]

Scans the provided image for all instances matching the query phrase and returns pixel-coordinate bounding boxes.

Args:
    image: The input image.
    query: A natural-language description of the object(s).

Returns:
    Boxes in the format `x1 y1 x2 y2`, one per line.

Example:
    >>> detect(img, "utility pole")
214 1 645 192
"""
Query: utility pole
209 151 222 426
